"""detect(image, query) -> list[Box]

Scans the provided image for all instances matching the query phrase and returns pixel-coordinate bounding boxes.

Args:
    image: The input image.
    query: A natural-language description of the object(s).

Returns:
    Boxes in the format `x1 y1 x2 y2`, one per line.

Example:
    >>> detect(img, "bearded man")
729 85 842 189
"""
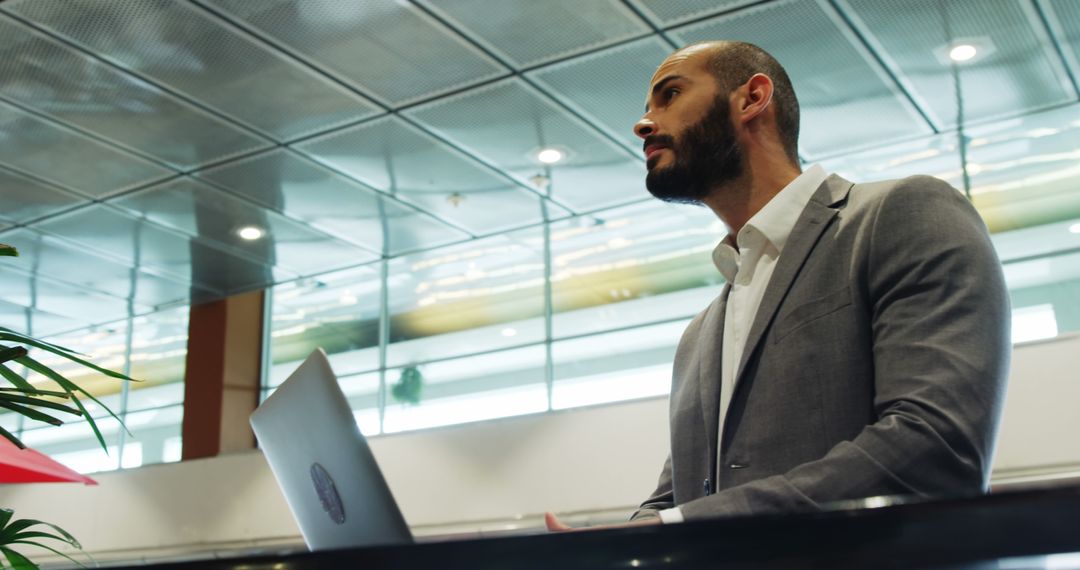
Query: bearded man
547 41 1009 529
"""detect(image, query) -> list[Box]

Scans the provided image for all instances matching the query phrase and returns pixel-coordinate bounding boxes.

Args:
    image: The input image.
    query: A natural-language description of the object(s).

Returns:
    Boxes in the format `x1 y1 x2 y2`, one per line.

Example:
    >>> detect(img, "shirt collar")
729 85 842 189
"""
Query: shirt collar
711 165 830 279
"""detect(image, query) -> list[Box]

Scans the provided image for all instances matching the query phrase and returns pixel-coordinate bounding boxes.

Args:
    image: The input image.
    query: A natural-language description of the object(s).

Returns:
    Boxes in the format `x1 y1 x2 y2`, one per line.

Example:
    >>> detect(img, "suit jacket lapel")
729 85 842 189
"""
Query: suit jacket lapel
697 283 729 469
732 175 854 390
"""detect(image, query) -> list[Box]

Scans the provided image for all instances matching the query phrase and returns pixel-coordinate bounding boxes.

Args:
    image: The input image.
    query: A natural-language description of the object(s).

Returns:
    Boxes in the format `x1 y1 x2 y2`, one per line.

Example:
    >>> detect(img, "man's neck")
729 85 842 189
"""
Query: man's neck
702 157 802 240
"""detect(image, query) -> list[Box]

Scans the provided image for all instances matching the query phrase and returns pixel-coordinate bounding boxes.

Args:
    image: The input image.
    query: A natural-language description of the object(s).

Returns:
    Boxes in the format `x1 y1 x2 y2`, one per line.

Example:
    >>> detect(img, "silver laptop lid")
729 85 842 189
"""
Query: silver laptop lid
251 349 412 550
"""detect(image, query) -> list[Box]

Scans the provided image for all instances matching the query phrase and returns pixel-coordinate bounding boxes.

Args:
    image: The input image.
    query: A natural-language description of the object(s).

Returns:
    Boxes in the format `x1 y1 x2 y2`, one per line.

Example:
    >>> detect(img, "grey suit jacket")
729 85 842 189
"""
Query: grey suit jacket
631 174 1010 521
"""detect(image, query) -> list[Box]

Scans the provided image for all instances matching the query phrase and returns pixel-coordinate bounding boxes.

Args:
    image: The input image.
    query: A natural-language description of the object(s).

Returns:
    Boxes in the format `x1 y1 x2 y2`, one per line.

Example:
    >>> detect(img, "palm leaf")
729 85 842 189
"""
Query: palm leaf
0 511 12 530
0 363 37 394
0 425 24 449
15 356 130 436
6 521 79 548
0 394 80 417
0 331 82 359
0 244 17 258
8 541 83 568
0 402 62 427
0 347 27 365
69 397 108 453
0 546 36 570
0 388 69 398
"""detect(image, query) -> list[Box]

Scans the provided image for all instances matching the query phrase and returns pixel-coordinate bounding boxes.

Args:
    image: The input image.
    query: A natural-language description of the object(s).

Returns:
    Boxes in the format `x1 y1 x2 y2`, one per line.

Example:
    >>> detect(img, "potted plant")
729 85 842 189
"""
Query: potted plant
0 243 135 568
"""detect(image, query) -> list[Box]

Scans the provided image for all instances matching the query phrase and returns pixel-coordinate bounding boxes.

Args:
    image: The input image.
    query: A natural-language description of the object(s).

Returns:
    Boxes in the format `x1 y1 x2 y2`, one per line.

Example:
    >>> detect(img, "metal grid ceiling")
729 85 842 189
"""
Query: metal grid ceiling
0 0 1077 336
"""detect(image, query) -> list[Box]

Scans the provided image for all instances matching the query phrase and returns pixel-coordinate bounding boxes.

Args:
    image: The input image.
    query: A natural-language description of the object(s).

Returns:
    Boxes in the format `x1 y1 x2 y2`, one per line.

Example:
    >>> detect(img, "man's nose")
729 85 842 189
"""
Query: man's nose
634 117 655 140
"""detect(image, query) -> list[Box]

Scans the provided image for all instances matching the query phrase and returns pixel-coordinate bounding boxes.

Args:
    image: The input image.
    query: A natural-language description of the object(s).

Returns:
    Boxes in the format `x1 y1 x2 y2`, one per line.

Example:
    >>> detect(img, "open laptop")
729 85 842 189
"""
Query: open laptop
250 348 412 550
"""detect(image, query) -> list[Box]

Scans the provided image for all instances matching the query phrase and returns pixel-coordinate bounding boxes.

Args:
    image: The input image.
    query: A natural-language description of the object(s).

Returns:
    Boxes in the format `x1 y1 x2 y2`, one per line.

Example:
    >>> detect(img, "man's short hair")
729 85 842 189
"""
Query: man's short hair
692 41 801 163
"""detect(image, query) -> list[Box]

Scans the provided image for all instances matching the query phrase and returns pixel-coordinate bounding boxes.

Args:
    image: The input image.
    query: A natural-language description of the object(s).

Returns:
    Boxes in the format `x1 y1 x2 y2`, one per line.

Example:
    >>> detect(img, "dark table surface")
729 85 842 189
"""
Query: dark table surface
110 484 1080 569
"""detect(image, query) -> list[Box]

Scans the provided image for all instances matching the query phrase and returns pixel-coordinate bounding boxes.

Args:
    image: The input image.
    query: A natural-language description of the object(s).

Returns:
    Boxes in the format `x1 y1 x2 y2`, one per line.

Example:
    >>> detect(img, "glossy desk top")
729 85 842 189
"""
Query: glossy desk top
111 485 1080 569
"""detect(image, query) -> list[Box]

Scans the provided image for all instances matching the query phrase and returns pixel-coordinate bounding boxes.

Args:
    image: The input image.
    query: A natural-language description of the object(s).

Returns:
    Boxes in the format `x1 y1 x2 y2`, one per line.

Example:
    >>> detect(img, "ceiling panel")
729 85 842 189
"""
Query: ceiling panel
31 205 286 296
113 178 379 275
420 0 649 68
671 0 933 159
844 0 1076 128
628 0 760 27
528 36 673 153
0 298 86 337
406 78 646 211
0 14 267 169
0 265 133 331
0 166 87 224
0 228 204 311
202 0 506 106
197 149 468 256
1043 0 1080 85
0 99 172 197
3 0 381 142
297 116 559 235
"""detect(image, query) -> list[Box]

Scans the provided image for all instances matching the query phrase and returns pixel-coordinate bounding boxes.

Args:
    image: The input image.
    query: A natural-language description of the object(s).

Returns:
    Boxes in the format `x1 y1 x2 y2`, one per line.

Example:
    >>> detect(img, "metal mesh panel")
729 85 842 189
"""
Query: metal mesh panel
113 178 380 275
197 149 468 255
672 0 932 159
421 0 649 68
4 0 381 141
33 205 285 295
204 0 506 105
628 0 760 27
0 167 86 223
0 99 172 197
297 116 554 235
406 78 646 211
0 228 196 311
528 37 673 153
846 0 1074 127
0 14 267 168
1044 0 1080 89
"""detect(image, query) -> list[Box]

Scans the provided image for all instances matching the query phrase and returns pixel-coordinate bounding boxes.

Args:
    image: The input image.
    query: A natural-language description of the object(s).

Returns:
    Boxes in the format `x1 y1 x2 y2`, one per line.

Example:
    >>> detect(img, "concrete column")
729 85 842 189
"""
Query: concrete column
181 289 264 460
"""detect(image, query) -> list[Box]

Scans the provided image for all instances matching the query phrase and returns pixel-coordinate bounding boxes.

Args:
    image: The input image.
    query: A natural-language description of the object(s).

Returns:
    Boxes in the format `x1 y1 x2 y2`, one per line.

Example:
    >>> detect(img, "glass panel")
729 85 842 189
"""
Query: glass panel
550 201 725 338
127 307 188 412
387 228 545 367
552 320 686 410
340 371 381 437
21 415 122 474
1004 249 1080 339
268 265 382 388
382 345 548 433
123 405 184 467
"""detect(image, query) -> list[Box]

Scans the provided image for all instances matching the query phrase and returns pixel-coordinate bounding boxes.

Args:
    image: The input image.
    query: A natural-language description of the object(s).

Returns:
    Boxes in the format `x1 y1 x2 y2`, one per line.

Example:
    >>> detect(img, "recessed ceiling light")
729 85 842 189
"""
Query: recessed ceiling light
237 226 265 240
501 327 517 337
1069 223 1080 234
537 148 564 164
949 44 977 62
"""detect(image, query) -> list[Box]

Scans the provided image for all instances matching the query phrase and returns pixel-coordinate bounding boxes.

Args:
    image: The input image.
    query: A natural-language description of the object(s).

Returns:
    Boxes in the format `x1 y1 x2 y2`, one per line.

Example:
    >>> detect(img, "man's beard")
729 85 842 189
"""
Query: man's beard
644 96 744 204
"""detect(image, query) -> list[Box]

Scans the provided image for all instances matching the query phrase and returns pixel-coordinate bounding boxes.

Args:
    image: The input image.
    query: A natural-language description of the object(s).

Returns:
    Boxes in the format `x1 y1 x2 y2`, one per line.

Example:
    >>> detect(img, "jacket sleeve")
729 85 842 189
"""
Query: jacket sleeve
679 176 1011 520
630 454 674 520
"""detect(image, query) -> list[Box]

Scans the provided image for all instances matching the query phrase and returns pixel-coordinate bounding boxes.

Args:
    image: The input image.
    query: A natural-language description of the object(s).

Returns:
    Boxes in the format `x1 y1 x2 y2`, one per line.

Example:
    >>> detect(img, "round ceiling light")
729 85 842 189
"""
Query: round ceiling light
949 44 977 62
1069 223 1080 234
237 226 265 240
537 148 564 164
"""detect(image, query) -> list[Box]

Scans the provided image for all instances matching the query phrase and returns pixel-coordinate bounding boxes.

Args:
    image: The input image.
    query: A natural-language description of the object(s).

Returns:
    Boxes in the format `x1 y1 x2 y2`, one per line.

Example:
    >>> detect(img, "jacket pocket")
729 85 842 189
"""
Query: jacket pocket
772 286 852 343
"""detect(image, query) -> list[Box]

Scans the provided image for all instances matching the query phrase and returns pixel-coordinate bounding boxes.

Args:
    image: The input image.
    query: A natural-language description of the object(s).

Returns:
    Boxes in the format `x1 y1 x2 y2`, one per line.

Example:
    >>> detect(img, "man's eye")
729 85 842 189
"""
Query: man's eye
665 88 680 101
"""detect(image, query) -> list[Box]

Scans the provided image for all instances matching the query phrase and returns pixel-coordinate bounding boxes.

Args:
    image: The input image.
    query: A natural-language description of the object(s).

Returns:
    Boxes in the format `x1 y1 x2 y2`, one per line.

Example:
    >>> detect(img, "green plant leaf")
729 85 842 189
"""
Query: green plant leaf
0 388 69 398
0 510 13 530
0 425 25 449
67 397 108 454
0 394 81 417
12 349 135 383
0 347 27 365
0 547 36 570
0 402 62 427
0 244 17 258
1 519 80 549
9 542 84 569
14 356 130 437
0 363 37 394
0 330 82 358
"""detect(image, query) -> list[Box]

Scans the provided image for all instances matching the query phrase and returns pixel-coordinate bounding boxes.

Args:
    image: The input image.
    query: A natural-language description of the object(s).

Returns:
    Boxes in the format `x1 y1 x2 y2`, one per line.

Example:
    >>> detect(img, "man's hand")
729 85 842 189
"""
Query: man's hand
544 512 662 532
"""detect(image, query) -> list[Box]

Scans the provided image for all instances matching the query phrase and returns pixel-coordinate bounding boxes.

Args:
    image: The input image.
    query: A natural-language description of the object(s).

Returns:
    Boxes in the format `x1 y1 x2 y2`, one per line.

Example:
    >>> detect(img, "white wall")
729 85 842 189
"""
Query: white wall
2 334 1078 566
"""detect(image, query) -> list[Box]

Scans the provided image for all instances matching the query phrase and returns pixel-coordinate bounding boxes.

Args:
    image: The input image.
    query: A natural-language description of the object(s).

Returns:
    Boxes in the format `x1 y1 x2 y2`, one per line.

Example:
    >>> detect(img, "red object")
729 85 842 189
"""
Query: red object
0 437 97 485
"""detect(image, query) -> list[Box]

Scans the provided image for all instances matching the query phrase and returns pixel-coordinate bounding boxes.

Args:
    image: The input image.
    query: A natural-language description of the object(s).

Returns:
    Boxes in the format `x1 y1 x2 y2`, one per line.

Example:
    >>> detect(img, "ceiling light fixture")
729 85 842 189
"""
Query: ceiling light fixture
1069 223 1080 234
949 44 977 62
237 226 265 240
501 328 518 337
537 148 564 164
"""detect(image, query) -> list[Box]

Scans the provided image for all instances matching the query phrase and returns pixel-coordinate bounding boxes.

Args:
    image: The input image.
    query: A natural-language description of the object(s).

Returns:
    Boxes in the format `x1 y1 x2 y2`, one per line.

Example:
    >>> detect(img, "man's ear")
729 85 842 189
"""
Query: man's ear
734 73 774 126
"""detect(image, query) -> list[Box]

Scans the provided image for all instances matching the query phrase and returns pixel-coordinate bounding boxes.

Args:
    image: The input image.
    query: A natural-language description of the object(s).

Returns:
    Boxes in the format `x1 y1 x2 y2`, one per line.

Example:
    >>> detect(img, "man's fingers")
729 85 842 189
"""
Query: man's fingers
544 512 572 532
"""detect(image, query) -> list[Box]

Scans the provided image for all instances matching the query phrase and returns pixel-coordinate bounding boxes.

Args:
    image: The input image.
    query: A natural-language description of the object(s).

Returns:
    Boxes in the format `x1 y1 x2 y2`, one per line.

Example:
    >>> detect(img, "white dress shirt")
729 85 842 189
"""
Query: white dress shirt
659 164 830 524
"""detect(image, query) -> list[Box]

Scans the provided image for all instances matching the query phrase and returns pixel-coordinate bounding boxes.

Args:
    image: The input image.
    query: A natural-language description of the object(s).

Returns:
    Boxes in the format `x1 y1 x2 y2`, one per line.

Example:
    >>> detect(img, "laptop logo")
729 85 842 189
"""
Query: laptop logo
310 463 346 524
